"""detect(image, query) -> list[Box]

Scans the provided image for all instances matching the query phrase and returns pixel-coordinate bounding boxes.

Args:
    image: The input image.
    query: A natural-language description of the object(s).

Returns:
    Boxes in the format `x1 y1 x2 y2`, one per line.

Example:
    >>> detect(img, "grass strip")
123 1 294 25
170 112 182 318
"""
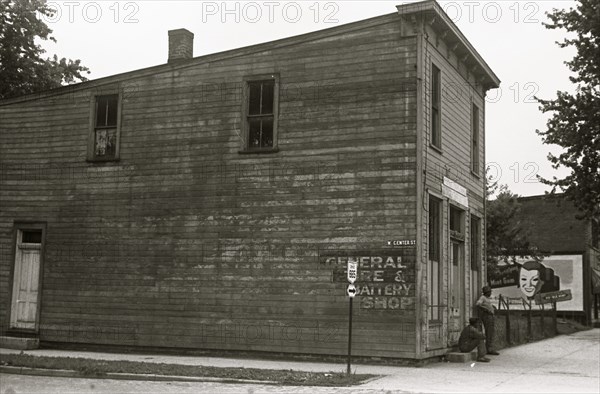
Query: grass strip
0 353 375 386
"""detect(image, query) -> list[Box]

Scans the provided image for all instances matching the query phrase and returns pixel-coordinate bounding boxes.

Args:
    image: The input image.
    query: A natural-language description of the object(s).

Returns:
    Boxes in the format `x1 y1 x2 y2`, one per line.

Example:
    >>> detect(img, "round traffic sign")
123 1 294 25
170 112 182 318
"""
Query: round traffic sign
347 284 357 298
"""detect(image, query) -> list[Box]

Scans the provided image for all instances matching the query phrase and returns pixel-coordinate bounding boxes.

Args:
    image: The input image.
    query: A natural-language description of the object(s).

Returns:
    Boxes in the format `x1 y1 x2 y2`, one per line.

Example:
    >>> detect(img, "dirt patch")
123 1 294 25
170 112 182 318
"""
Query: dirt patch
0 353 375 386
556 319 591 335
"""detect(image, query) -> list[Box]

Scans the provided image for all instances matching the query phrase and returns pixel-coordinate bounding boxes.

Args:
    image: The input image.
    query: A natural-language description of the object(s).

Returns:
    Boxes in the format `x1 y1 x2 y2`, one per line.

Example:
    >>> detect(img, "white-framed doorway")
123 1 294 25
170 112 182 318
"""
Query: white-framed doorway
9 224 46 332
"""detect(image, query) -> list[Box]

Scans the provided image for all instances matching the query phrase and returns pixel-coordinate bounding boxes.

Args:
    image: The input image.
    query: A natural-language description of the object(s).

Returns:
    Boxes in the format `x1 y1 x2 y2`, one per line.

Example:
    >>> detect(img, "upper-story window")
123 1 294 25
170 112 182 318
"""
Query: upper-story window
89 93 121 161
431 63 441 150
241 74 279 153
471 103 480 175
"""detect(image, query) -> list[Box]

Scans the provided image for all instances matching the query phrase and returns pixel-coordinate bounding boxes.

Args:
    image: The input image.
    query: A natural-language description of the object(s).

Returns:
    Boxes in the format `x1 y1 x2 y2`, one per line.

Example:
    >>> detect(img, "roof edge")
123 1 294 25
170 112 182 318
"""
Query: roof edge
397 0 500 89
0 12 399 106
517 193 566 202
1 2 502 105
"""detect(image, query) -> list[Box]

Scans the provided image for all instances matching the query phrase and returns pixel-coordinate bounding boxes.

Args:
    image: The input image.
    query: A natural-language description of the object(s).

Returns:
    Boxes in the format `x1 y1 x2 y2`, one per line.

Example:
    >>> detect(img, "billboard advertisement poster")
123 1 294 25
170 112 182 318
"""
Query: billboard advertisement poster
489 255 583 312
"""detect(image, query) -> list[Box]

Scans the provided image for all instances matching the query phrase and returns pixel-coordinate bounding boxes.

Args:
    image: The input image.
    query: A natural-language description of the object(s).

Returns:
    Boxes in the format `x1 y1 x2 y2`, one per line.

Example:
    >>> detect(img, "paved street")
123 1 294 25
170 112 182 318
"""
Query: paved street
1 329 598 394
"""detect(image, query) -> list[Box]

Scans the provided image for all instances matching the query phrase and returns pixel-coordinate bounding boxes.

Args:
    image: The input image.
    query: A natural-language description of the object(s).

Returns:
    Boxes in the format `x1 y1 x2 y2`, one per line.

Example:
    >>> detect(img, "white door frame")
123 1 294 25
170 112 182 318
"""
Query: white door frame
9 222 46 332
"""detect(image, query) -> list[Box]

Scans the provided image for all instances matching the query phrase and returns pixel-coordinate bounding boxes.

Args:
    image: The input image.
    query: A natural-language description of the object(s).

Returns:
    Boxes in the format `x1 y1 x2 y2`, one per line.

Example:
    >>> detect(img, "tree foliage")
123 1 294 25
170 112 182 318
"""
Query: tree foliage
536 0 600 222
0 0 90 99
486 178 545 274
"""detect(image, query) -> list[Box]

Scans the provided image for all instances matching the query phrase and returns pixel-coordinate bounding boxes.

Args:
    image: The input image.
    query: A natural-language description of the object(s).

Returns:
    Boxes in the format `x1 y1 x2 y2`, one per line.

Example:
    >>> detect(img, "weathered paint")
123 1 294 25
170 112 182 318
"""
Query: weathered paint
0 4 498 359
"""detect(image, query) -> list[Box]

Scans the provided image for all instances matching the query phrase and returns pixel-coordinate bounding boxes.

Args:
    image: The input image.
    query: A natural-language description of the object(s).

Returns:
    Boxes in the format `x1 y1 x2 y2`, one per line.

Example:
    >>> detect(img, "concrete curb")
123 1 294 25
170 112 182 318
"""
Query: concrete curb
358 375 385 385
0 366 278 385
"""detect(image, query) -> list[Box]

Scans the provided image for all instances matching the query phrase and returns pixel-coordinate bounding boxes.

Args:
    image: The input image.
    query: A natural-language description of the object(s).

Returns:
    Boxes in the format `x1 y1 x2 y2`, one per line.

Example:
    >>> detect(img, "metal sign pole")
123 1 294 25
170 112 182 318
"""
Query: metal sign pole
346 261 357 376
347 295 353 375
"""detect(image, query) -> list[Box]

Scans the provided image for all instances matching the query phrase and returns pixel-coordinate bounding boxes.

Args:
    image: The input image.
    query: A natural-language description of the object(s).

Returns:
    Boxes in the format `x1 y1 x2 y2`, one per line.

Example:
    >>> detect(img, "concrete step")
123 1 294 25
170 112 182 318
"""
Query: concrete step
0 336 39 350
446 349 478 363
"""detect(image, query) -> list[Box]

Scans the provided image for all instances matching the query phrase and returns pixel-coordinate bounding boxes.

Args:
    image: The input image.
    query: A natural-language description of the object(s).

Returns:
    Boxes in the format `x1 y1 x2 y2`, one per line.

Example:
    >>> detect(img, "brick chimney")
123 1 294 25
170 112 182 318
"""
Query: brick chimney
168 29 194 63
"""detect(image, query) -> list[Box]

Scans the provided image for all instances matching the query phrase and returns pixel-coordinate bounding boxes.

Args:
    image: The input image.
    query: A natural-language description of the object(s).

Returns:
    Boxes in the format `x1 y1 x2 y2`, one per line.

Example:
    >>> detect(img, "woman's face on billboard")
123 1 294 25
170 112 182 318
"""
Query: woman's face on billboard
520 268 543 298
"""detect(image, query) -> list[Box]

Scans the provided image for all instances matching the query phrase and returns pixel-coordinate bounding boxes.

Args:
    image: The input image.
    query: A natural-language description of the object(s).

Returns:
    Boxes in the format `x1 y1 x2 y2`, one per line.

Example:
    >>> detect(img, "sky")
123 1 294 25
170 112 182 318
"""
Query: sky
37 0 577 197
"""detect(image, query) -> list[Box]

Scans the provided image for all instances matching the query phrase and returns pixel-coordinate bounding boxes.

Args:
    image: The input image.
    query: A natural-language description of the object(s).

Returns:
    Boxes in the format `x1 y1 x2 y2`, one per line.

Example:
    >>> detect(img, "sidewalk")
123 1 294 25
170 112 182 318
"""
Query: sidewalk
365 328 600 393
2 329 599 393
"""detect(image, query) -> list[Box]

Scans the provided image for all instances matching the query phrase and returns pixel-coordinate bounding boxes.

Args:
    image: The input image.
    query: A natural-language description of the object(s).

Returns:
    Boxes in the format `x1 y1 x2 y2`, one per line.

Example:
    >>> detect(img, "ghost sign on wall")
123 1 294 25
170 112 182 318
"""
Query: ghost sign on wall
320 249 416 311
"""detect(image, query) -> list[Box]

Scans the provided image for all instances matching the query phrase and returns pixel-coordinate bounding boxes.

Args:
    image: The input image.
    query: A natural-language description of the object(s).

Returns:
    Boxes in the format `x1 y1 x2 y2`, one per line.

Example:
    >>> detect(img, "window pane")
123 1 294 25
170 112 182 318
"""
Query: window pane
471 217 480 271
106 95 118 127
430 259 440 320
22 230 42 243
429 196 440 261
95 128 117 157
450 207 464 242
261 81 274 115
248 83 261 115
472 104 479 172
431 65 440 104
261 118 274 147
106 128 117 155
453 243 460 266
96 96 108 127
450 209 457 231
431 64 441 149
431 109 439 146
248 119 261 148
96 95 118 127
432 262 438 302
451 244 461 308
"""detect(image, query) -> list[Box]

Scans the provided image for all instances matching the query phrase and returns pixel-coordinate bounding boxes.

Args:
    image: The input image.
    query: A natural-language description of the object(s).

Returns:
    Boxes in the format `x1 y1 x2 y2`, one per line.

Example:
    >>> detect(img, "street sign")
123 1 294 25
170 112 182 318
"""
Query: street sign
347 261 357 284
386 240 416 247
347 284 357 298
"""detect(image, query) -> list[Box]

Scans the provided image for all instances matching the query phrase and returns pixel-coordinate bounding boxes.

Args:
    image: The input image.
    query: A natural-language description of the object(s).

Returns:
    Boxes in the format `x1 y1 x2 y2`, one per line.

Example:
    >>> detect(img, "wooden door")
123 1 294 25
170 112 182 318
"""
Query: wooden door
448 240 465 345
10 229 43 330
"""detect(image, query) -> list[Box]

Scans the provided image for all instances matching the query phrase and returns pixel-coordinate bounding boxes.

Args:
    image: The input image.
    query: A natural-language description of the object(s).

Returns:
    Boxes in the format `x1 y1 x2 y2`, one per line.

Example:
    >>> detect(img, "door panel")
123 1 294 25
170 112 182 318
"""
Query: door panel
448 241 465 345
10 230 42 330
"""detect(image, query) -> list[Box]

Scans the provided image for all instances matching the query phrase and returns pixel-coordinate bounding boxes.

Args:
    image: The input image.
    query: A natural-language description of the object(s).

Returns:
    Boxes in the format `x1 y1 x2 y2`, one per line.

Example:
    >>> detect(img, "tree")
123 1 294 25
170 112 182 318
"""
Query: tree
0 0 90 99
536 0 600 222
486 177 545 275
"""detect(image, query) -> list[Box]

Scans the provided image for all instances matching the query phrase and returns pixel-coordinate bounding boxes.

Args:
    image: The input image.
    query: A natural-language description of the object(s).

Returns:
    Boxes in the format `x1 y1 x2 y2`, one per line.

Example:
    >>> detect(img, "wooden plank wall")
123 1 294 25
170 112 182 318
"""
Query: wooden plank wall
0 16 420 358
417 22 488 355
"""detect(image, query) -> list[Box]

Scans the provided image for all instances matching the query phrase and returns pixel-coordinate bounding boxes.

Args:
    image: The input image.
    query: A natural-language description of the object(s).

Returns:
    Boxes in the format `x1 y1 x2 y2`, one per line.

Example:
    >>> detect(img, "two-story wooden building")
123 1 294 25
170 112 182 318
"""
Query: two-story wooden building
0 1 499 360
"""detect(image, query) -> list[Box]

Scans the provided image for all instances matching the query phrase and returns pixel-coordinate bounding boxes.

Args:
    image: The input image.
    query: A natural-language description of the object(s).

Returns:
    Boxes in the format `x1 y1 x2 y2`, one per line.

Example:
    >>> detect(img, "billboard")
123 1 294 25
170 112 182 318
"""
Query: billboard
489 255 583 311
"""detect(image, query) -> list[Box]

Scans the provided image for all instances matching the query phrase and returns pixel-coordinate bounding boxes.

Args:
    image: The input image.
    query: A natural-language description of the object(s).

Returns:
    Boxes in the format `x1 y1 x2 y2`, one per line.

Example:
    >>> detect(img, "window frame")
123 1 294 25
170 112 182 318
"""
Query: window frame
430 63 442 151
239 73 280 154
449 205 465 315
8 221 47 333
87 91 122 162
471 103 480 176
470 214 482 308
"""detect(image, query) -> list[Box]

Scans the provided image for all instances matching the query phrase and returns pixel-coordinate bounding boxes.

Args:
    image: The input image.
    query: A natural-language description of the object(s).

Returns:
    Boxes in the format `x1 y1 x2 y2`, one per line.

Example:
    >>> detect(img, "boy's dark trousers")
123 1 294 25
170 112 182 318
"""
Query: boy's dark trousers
459 338 487 358
481 313 495 352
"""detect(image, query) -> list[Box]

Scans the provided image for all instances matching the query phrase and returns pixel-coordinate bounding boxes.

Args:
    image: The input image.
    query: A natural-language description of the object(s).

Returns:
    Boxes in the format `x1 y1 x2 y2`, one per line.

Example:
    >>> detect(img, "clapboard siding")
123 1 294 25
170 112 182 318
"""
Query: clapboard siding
417 22 488 355
0 16 419 358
